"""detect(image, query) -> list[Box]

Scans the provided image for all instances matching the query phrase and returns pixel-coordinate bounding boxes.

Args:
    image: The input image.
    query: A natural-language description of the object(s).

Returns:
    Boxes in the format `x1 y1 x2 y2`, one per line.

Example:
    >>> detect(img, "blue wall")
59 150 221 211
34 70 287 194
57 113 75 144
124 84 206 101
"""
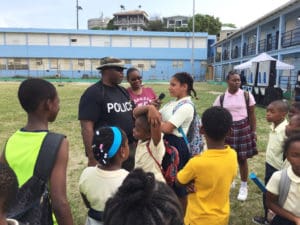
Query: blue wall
0 28 216 80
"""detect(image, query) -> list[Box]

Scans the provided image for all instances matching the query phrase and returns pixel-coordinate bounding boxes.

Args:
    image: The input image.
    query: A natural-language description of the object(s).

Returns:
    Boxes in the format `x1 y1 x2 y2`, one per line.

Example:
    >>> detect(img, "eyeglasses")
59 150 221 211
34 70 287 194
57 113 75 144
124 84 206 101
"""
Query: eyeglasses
130 76 142 82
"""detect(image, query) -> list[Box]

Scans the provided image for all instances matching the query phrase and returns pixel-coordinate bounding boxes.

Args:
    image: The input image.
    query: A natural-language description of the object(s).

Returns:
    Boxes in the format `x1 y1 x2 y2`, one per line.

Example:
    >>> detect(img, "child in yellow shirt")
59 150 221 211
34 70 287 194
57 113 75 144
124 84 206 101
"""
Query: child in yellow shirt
177 106 238 225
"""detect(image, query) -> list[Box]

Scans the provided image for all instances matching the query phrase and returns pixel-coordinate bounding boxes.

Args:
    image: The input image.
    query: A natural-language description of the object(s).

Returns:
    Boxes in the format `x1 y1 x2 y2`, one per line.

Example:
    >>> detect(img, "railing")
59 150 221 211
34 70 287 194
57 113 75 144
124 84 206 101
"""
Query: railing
207 56 214 64
258 37 278 53
231 47 240 59
114 20 147 26
222 51 229 61
258 39 266 53
279 75 297 94
282 27 300 48
215 54 221 62
243 42 256 56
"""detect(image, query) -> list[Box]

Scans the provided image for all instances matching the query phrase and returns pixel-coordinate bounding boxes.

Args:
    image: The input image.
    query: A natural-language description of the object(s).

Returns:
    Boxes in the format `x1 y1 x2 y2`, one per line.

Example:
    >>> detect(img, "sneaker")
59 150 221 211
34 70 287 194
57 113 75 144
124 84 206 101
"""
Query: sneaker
237 186 248 201
252 216 269 225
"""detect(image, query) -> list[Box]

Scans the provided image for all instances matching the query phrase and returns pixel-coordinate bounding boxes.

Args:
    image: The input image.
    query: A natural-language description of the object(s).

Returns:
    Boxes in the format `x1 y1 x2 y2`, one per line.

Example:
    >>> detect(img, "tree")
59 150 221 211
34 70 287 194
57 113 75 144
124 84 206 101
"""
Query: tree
90 26 102 30
188 14 222 35
106 19 118 30
222 23 237 28
147 20 164 31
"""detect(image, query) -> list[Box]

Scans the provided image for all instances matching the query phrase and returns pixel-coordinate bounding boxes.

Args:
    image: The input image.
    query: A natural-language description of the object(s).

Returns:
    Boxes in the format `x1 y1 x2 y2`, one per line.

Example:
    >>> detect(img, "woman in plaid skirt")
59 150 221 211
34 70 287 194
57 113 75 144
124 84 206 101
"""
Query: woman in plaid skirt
213 71 258 201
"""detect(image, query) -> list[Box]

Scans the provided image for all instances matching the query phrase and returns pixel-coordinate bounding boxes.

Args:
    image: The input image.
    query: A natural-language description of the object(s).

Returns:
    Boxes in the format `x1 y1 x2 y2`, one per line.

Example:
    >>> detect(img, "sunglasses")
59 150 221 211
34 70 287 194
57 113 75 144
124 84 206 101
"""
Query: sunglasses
130 76 142 82
110 67 124 73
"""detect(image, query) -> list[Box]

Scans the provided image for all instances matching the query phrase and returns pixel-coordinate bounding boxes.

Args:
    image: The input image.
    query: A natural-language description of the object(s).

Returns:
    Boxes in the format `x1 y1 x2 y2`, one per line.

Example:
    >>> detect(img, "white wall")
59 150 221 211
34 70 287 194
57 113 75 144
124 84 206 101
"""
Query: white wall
91 35 110 47
170 37 187 48
111 36 130 47
131 36 150 47
151 37 168 48
69 35 90 46
49 34 69 46
6 33 26 45
0 33 4 45
28 34 48 45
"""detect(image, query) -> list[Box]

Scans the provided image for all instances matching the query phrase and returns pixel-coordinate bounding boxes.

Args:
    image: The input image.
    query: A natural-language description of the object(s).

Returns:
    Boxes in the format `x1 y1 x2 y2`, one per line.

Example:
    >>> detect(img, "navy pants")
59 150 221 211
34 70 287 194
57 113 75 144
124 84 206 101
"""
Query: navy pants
263 163 278 218
271 215 295 225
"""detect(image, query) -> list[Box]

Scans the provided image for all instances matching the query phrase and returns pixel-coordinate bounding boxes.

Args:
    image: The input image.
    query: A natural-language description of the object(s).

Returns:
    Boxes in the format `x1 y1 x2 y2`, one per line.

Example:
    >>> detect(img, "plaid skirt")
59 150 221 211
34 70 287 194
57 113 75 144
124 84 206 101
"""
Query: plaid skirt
226 118 258 160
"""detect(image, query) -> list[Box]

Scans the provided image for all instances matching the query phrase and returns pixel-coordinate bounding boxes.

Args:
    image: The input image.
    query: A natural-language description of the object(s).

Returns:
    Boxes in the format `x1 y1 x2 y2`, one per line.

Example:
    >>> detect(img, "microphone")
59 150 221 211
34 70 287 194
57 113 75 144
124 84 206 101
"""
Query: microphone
158 93 166 101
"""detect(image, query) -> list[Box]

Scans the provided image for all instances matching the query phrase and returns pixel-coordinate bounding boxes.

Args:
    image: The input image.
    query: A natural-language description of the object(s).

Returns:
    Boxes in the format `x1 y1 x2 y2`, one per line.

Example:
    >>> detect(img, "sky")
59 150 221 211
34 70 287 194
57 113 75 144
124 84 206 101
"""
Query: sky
0 0 291 30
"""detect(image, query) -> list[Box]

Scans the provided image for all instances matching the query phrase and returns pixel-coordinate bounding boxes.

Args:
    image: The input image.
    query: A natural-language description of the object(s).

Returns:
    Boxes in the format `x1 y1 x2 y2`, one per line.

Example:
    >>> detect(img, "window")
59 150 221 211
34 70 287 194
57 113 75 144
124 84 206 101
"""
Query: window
124 59 131 64
137 64 144 68
78 59 84 66
7 58 28 70
150 60 156 68
36 59 43 65
172 60 183 68
175 21 182 27
0 58 6 70
296 17 300 27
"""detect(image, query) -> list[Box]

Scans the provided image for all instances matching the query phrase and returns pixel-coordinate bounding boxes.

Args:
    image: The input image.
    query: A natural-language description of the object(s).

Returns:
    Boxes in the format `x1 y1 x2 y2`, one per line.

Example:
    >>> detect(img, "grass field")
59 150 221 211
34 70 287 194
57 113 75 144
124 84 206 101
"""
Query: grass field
0 81 272 225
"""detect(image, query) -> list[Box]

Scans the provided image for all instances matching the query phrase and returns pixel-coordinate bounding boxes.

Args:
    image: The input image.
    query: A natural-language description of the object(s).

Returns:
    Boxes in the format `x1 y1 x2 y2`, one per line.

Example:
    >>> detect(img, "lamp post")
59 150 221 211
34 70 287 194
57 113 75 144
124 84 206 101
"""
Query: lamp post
191 0 195 79
76 0 83 29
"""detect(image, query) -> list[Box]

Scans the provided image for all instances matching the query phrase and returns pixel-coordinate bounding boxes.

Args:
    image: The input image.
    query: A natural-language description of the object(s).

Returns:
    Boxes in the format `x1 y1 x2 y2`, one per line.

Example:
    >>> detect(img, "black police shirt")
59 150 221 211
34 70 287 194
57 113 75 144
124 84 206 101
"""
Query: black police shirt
78 81 135 144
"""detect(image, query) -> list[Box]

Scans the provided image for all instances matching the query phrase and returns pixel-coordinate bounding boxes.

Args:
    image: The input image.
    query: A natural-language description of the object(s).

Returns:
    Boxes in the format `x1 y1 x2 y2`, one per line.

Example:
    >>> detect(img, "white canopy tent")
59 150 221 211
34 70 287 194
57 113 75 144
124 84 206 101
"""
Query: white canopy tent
276 60 295 70
234 52 295 70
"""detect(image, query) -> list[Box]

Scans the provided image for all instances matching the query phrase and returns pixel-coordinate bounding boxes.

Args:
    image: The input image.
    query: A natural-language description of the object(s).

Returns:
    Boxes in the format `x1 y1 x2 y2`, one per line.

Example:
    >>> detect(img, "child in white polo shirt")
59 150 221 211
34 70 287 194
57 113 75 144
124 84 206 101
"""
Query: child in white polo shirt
253 100 289 225
133 105 166 183
266 134 300 225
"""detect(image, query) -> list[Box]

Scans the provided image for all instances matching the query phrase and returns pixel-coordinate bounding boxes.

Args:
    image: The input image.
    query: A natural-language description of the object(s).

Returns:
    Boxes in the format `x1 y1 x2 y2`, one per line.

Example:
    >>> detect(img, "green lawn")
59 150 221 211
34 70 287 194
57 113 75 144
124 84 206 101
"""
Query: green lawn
0 81 271 225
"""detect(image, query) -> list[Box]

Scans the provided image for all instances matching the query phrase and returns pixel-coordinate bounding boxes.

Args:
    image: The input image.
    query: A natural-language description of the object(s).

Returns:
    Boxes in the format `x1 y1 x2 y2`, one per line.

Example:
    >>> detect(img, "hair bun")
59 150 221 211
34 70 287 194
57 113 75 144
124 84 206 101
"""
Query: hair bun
118 169 155 209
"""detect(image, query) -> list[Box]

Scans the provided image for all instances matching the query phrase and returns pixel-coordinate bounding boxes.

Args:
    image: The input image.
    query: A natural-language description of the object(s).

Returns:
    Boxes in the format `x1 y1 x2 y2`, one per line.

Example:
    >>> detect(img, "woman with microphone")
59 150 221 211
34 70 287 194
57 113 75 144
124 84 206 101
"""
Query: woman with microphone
126 67 158 107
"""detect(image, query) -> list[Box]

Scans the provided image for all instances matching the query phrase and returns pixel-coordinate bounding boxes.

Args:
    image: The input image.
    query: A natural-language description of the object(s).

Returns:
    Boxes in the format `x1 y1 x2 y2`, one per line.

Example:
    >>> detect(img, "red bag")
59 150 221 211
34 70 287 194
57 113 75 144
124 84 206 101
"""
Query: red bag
146 140 179 186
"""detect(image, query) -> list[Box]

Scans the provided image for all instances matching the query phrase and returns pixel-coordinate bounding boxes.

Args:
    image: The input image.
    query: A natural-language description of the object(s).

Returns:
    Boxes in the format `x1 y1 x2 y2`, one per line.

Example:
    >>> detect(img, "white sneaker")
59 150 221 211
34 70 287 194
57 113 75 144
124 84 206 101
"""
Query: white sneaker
237 186 248 201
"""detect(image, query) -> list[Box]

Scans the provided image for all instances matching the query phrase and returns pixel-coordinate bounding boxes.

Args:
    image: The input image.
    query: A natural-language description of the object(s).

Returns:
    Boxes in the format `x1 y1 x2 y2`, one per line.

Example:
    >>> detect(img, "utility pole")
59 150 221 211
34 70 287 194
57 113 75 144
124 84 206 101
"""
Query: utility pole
76 0 83 29
191 0 195 79
76 0 79 29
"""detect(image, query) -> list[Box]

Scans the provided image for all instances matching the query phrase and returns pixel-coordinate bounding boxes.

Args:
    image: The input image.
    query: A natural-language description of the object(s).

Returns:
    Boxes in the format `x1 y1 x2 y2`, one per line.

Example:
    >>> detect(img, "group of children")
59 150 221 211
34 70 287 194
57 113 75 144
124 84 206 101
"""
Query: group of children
1 77 300 225
80 95 300 225
253 101 300 225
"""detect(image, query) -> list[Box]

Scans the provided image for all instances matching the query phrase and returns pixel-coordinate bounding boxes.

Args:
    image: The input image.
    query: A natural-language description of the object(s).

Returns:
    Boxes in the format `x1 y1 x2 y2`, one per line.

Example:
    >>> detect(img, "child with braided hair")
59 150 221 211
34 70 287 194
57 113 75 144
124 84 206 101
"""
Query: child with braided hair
79 126 129 225
103 168 184 225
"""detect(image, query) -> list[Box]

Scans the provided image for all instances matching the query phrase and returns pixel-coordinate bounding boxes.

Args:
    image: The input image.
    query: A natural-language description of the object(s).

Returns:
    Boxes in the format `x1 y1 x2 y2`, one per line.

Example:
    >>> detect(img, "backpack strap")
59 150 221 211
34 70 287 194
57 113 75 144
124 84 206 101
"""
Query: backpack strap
173 99 195 145
178 127 189 145
34 132 65 181
219 94 225 108
172 99 194 114
244 91 250 118
278 168 291 207
146 142 164 174
219 91 250 117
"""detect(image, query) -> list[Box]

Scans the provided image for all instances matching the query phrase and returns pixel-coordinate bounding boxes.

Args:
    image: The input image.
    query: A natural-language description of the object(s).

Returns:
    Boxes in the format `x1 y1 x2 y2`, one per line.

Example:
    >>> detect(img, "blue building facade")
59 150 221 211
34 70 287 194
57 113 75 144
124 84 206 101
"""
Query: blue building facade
211 0 300 90
0 28 215 81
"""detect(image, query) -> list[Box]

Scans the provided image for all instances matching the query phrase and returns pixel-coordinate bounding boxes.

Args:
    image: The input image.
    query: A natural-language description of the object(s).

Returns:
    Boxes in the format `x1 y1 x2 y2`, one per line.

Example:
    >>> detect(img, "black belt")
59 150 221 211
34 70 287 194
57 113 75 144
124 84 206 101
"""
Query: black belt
88 208 103 221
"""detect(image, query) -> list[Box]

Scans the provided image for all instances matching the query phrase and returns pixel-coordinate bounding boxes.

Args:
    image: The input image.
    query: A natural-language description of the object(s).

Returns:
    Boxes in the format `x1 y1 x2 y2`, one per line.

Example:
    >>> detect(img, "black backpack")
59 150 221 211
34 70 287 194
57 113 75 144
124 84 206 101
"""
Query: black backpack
7 132 64 225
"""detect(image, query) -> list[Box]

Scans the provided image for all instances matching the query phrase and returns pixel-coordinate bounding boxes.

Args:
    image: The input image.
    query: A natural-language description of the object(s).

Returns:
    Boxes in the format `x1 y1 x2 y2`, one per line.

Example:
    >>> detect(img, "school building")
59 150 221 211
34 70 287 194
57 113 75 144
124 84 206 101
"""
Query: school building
211 0 300 87
0 28 216 81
